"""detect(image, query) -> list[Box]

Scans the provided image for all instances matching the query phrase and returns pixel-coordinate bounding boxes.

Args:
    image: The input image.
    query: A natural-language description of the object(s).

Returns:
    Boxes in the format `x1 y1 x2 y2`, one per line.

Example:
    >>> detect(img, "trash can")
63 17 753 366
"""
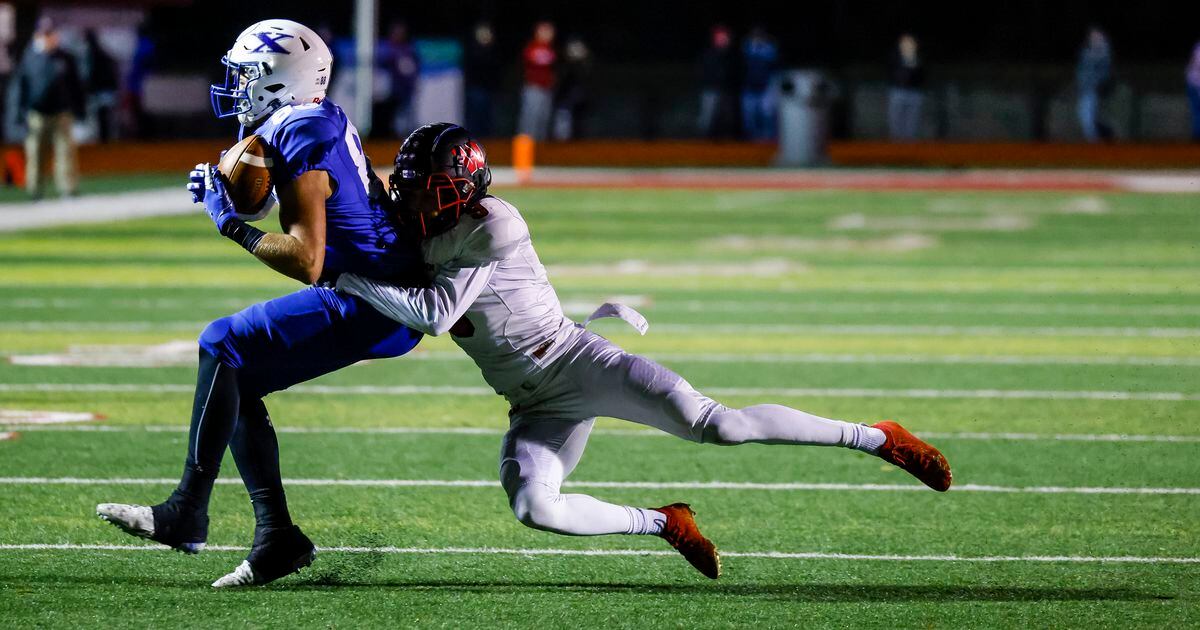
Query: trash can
775 70 837 166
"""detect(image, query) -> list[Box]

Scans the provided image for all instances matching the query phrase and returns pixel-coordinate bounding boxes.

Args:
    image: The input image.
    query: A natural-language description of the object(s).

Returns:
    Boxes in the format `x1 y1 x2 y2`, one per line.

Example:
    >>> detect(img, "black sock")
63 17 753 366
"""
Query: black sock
172 347 241 512
230 397 293 530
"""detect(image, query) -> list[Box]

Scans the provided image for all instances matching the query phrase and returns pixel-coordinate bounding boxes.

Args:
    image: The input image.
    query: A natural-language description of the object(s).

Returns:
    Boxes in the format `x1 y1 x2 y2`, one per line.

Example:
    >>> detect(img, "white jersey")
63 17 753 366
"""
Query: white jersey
337 196 583 396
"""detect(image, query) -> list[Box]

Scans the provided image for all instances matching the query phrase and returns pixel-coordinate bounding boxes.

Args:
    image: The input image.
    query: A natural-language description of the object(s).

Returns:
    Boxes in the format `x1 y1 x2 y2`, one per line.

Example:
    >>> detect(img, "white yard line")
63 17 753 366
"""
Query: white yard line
3 382 1198 401
12 348 1200 368
8 295 1200 318
638 353 1200 367
0 543 1196 564
650 324 1200 338
0 297 253 310
1116 173 1200 194
918 431 1200 444
704 387 1200 401
0 410 102 424
5 320 1200 338
0 322 207 332
6 424 512 435
7 424 1200 444
644 300 1200 317
633 283 1200 297
2 476 1197 495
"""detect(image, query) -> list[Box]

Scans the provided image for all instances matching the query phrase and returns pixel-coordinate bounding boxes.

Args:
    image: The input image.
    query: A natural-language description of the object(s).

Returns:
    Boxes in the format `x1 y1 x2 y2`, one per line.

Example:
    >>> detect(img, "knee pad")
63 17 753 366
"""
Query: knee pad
666 389 724 443
198 316 242 368
500 462 563 532
499 458 522 500
513 490 566 532
508 486 543 529
699 407 748 446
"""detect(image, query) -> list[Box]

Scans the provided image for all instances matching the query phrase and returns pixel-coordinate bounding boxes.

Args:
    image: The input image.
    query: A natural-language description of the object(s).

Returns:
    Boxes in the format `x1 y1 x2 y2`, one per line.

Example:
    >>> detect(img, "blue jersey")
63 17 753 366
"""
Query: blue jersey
245 100 420 283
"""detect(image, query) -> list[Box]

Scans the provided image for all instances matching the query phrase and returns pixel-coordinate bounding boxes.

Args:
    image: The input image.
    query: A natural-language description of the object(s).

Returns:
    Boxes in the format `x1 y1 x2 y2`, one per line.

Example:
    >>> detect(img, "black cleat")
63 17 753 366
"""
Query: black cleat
212 525 316 587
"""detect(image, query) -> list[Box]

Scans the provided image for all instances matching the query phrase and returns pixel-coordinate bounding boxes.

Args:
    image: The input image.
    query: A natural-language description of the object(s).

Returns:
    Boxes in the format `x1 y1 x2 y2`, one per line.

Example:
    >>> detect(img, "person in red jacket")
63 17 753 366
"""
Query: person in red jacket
517 21 556 140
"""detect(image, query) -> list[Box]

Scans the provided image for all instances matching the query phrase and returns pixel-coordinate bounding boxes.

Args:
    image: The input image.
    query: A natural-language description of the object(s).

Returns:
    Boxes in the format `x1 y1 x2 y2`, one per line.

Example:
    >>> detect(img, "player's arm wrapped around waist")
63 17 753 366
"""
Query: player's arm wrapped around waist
336 262 497 336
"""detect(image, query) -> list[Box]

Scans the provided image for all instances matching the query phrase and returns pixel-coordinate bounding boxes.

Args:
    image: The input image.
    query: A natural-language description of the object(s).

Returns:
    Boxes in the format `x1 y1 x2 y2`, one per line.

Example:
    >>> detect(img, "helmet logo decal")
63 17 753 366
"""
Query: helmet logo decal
454 142 486 176
250 32 294 54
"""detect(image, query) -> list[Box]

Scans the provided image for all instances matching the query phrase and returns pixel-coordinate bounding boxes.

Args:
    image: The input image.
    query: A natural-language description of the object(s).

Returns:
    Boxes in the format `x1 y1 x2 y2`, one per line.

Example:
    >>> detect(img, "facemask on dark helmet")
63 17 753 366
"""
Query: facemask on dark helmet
390 122 492 238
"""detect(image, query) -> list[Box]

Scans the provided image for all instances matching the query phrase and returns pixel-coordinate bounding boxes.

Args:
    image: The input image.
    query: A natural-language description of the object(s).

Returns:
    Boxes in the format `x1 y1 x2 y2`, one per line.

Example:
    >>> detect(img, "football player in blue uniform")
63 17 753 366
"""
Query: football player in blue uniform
96 19 423 587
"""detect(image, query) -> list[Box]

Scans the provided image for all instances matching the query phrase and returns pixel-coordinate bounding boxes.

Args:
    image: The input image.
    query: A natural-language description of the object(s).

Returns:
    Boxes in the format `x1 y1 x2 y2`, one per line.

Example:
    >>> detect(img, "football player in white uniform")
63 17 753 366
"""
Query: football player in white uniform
336 123 953 578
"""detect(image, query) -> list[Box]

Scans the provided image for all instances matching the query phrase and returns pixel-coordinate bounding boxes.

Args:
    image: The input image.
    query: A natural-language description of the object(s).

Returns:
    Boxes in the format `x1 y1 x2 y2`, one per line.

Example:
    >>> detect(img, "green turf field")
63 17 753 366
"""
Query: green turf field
0 183 1197 627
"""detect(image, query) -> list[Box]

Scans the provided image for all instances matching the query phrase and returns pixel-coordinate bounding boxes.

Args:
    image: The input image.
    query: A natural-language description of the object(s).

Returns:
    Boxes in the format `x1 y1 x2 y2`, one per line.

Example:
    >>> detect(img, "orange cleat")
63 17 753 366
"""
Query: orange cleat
653 503 721 579
872 421 953 492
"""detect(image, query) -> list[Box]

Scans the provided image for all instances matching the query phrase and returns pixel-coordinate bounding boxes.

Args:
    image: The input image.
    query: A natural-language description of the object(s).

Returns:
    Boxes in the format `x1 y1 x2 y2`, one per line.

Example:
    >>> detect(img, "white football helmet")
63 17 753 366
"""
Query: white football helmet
210 19 332 126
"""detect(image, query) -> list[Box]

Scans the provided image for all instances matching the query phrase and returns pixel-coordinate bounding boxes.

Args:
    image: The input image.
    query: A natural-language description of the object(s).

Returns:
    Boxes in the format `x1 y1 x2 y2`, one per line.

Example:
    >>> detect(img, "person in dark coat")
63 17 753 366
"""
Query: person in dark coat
697 24 737 139
552 36 591 140
887 33 926 141
82 29 119 143
1076 27 1113 142
1185 41 1200 141
14 19 84 198
464 22 502 137
123 24 155 139
740 27 778 141
378 21 421 137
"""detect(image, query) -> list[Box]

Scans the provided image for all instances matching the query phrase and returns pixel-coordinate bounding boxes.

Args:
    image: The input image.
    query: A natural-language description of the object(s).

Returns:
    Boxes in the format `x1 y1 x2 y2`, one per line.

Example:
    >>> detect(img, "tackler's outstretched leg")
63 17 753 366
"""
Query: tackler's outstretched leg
499 418 721 578
575 333 952 491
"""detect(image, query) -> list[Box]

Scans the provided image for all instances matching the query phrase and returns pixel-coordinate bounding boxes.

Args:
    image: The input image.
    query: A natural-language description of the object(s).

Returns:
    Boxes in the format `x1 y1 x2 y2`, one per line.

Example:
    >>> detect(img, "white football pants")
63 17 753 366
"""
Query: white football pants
498 331 874 536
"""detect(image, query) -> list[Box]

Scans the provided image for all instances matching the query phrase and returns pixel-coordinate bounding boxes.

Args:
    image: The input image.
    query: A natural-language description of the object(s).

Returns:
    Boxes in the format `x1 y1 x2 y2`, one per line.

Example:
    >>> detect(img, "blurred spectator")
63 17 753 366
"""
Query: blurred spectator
378 21 420 137
0 29 12 145
81 30 118 143
552 36 591 140
1187 40 1200 142
1076 27 1113 143
517 21 556 141
122 24 154 139
464 22 501 137
697 24 738 139
14 19 83 199
741 27 778 141
887 33 925 141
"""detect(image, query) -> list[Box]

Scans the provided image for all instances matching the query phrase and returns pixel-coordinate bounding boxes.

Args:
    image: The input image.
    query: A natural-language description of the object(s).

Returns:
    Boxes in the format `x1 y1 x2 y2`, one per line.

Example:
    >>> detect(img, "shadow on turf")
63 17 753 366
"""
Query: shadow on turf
282 581 1172 602
3 576 1174 602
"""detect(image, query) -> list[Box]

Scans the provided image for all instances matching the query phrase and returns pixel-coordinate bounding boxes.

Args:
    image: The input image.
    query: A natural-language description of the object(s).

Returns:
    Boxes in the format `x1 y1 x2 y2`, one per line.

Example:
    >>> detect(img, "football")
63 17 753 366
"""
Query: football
217 134 275 221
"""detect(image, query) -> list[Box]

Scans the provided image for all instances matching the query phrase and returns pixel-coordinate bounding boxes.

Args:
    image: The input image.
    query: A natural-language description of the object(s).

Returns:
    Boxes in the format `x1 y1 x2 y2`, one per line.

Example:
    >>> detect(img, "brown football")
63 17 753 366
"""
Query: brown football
217 134 274 219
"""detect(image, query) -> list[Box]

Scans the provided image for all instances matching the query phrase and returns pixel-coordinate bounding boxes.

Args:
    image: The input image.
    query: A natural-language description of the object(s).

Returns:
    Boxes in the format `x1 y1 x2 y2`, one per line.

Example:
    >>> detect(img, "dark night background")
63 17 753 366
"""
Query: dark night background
16 0 1200 140
124 0 1200 70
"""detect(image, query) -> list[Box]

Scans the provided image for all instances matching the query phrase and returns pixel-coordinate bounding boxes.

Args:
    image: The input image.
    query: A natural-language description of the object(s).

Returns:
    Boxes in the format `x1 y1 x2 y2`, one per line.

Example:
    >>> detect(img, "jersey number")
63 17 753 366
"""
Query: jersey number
344 122 370 193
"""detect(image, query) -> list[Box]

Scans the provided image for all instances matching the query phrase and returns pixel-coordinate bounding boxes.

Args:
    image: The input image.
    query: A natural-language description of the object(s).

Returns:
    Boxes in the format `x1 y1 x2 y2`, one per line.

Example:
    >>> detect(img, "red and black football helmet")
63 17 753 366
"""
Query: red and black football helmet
390 122 491 238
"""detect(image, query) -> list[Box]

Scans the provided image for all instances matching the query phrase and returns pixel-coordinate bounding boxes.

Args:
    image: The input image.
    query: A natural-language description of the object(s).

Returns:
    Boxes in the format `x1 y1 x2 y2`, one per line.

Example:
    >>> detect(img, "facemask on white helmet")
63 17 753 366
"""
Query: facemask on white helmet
210 19 332 126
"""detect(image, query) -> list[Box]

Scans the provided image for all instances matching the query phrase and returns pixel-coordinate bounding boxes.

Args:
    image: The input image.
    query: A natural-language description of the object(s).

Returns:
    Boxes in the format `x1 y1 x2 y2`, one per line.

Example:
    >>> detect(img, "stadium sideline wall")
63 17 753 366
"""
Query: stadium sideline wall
42 140 1200 175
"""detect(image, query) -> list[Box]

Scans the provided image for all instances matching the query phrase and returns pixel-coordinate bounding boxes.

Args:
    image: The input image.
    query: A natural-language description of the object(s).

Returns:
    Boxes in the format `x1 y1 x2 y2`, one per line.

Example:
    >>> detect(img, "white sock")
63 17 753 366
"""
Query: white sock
702 404 887 454
847 423 887 454
625 507 666 535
